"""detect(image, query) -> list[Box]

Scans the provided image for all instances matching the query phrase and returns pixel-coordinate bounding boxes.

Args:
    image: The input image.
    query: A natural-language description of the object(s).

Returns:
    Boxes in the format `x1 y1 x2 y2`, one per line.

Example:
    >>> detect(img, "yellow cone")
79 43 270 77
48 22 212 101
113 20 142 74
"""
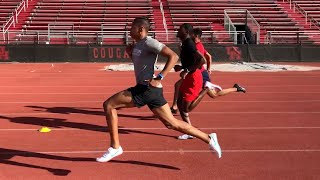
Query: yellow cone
38 127 51 133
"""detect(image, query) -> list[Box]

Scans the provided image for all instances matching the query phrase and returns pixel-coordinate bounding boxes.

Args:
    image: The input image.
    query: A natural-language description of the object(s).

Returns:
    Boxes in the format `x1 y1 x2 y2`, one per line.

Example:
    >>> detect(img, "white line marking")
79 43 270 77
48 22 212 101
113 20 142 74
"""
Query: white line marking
0 112 319 116
1 149 320 155
249 92 320 94
0 100 319 104
1 127 320 131
0 76 319 78
0 101 104 103
0 91 320 95
0 85 319 88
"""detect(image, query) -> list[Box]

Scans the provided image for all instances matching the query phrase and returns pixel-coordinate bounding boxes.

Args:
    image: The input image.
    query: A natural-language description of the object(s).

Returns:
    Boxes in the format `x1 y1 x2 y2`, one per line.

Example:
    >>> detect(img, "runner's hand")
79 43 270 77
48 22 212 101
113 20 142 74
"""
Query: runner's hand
145 78 163 88
126 42 134 57
174 65 182 72
149 78 162 88
180 70 188 79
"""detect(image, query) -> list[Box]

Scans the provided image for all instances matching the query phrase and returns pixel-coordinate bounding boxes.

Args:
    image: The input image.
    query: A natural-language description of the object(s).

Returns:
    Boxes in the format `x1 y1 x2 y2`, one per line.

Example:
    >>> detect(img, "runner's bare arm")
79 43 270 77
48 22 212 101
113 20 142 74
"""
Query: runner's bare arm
185 50 206 72
204 51 212 73
158 46 179 77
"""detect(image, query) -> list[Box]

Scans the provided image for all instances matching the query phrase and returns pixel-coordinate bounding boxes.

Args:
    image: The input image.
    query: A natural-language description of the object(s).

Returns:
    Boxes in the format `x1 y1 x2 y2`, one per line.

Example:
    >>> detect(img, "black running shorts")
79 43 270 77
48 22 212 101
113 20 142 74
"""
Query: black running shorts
128 84 167 109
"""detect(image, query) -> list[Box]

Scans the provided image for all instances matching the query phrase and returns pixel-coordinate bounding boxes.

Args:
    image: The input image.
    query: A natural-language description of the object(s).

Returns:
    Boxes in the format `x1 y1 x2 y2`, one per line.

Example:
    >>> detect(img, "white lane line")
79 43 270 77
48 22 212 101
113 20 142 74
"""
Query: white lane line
1 127 320 131
0 92 320 94
1 149 320 155
0 112 319 116
0 100 319 104
0 85 319 87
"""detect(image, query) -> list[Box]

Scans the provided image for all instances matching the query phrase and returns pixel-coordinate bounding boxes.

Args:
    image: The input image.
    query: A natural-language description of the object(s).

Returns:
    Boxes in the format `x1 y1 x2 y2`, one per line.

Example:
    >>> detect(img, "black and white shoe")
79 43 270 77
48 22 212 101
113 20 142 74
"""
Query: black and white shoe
233 84 246 93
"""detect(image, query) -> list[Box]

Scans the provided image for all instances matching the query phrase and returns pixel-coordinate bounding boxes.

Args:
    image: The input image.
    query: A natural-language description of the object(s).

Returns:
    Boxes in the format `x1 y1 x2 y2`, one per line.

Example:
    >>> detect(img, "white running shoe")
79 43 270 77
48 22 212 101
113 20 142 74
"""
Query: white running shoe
209 133 222 158
178 134 194 140
96 146 123 162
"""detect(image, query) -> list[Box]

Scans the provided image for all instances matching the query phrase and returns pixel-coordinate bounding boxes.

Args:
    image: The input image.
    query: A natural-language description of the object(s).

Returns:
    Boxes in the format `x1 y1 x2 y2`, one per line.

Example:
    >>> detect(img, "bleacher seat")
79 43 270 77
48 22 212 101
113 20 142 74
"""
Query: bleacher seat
0 0 21 29
6 0 320 45
17 0 153 44
24 0 153 32
166 0 307 44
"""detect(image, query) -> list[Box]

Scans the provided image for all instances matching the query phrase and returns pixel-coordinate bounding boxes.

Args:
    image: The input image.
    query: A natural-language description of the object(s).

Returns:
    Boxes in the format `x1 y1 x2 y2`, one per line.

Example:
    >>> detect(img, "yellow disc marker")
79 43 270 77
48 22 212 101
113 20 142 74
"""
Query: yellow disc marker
38 127 52 133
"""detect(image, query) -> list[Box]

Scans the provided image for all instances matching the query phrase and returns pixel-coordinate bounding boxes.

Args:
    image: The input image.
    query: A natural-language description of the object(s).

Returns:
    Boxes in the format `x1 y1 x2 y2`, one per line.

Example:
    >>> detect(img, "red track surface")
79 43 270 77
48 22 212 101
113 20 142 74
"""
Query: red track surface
0 63 320 179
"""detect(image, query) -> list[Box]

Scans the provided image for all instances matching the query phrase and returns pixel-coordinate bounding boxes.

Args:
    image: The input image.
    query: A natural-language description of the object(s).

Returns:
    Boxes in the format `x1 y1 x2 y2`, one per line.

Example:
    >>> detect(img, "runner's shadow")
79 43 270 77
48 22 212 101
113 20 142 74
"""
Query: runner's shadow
0 116 176 138
0 148 95 176
26 106 157 120
0 148 180 173
110 160 180 170
26 106 104 116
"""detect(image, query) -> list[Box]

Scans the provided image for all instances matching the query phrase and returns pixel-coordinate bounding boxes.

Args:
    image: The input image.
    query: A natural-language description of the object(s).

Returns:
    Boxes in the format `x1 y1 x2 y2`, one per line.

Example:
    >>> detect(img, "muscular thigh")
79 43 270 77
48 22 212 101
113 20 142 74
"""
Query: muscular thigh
151 103 177 127
106 90 136 109
177 93 191 112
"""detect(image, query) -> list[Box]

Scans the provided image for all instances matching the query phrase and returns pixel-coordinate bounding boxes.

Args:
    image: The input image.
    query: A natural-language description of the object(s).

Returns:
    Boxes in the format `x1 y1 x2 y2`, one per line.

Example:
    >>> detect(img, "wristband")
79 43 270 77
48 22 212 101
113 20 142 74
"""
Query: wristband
157 73 164 80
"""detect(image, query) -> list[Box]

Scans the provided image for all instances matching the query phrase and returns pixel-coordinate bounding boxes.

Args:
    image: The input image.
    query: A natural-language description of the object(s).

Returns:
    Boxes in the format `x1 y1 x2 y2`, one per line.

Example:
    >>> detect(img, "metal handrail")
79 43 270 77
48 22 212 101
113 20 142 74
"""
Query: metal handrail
5 30 243 44
1 0 27 41
224 10 237 44
293 2 320 30
158 0 168 41
246 10 260 44
265 30 320 44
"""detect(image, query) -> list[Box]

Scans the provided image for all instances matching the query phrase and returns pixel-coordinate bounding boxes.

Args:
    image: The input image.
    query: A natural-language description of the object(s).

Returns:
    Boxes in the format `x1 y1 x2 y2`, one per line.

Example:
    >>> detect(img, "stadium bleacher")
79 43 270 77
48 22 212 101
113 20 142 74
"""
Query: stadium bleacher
23 0 153 31
1 0 24 34
0 0 20 26
3 0 320 45
166 0 318 44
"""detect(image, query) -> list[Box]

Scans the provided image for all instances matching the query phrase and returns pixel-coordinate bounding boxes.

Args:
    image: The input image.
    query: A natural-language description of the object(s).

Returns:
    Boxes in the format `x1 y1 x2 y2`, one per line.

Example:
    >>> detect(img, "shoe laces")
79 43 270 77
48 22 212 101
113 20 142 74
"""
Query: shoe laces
102 147 115 157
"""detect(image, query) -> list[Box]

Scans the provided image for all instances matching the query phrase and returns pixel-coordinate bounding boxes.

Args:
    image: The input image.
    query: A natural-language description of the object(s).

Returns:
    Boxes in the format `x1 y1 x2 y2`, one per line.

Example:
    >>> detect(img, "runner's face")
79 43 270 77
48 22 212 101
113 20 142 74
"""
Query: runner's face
130 24 146 40
177 26 187 40
130 24 140 39
193 35 200 42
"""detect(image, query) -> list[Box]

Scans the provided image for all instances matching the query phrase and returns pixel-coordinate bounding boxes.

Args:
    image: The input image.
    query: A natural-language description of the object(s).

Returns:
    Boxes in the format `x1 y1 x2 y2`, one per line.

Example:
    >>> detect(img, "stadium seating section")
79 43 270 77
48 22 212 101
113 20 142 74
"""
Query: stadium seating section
0 0 21 29
1 0 319 44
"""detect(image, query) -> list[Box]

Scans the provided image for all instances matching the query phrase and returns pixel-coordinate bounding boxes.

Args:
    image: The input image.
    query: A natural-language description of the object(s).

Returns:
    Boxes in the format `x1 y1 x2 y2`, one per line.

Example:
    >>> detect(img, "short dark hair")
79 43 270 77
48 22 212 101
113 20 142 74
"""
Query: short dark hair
181 23 194 35
193 28 202 37
133 16 151 31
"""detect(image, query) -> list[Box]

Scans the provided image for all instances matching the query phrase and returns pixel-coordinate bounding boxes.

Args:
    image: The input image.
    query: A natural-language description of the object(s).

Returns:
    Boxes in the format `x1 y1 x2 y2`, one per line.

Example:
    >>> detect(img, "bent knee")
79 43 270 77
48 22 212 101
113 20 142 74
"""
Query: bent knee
103 99 114 110
208 90 218 98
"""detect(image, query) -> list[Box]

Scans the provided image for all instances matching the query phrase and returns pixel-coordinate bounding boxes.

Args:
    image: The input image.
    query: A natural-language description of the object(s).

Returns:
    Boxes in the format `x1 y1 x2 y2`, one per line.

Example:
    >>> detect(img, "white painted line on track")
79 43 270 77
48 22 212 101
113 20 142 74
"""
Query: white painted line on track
1 149 320 155
0 85 319 88
1 127 320 131
0 111 319 116
0 92 319 94
0 100 319 104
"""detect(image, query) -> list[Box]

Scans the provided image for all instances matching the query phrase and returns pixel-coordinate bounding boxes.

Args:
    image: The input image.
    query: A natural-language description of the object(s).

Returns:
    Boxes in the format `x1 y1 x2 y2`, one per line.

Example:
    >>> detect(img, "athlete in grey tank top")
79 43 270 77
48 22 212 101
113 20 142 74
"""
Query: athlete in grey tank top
131 36 165 85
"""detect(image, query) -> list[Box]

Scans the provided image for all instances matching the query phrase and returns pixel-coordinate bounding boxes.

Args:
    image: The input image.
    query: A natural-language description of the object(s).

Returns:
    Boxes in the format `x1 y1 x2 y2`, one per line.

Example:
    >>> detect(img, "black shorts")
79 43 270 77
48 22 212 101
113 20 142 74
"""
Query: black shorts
128 84 167 109
201 70 211 87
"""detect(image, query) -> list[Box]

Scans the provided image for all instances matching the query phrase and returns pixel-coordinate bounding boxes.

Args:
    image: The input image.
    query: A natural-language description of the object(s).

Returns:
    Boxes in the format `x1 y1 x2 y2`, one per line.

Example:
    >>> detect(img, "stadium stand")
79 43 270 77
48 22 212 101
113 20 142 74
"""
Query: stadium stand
1 0 25 38
23 0 153 31
3 0 320 45
287 0 320 44
166 0 320 44
11 0 154 44
0 0 20 26
293 0 320 23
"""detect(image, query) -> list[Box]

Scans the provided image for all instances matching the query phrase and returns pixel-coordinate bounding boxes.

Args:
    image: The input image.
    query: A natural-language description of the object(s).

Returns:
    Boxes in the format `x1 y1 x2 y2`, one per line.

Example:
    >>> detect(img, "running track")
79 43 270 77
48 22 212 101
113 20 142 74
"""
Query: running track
0 63 319 179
